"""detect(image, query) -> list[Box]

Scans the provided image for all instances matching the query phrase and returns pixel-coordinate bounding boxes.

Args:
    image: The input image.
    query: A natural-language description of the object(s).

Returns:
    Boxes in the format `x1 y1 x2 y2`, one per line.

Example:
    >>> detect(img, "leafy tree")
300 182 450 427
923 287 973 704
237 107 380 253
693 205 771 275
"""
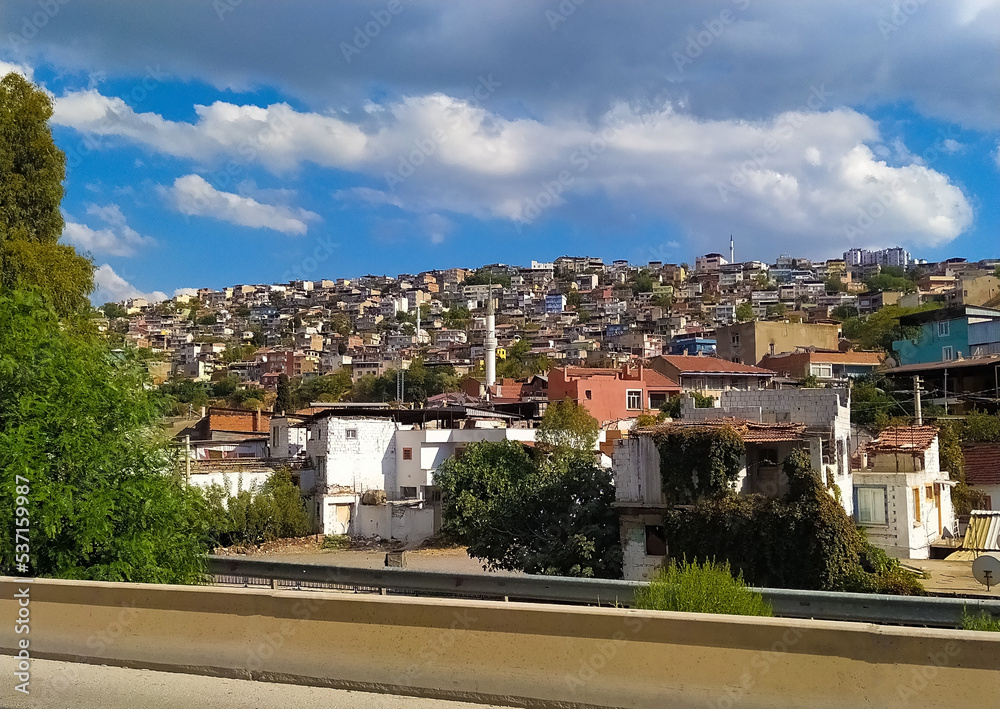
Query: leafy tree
463 268 511 289
292 370 353 408
0 74 95 316
196 313 217 326
735 302 755 322
538 399 600 452
963 410 1000 443
101 302 128 319
850 374 900 426
765 303 787 319
632 270 655 294
566 290 582 308
0 288 206 583
650 293 673 308
841 303 941 352
830 304 859 321
865 267 915 294
442 305 471 328
210 376 241 398
275 374 293 413
330 312 352 337
434 441 621 578
660 395 683 418
824 275 847 293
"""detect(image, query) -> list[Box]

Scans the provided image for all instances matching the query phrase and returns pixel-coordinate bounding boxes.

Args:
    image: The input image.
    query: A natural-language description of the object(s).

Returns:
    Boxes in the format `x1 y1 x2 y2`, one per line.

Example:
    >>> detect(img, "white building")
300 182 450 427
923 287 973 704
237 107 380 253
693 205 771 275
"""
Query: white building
853 426 956 559
271 408 536 543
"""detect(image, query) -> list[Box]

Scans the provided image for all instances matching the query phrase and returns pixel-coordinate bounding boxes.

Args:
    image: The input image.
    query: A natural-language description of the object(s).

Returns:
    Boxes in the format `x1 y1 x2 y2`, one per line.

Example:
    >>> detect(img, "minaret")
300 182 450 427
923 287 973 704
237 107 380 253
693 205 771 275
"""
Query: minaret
730 234 735 264
485 285 497 390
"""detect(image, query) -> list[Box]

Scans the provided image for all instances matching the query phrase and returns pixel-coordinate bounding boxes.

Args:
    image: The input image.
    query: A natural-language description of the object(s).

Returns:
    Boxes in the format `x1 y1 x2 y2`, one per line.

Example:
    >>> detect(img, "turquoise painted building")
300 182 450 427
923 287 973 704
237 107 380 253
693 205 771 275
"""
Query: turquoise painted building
893 306 1000 365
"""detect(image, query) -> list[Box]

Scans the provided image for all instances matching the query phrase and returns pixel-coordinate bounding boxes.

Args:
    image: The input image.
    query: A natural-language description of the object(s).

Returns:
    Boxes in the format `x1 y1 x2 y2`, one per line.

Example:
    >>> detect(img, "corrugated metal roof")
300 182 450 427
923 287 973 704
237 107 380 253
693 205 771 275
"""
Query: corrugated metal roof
963 511 1000 552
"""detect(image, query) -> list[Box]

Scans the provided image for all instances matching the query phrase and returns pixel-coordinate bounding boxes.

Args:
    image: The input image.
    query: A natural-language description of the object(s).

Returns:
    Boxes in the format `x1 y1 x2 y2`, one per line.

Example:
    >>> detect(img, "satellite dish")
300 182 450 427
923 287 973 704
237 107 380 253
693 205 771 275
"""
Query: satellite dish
972 552 1000 590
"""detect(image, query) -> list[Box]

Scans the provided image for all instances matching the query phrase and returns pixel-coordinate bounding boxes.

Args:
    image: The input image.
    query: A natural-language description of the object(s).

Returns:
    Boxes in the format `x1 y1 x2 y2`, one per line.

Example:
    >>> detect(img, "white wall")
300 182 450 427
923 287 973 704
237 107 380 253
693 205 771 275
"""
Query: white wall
187 470 272 494
308 418 398 493
854 470 955 559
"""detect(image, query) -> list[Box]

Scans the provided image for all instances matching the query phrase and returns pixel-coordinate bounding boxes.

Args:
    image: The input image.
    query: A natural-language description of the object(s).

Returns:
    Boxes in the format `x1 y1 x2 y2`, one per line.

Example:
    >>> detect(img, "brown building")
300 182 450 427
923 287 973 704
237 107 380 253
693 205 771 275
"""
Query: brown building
715 321 842 365
758 349 885 383
648 355 774 395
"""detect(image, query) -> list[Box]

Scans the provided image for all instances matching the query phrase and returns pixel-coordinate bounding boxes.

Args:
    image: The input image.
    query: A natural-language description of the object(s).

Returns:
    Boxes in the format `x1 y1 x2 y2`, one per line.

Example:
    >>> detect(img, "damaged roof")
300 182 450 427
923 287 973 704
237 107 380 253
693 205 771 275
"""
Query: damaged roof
637 418 807 443
866 426 939 453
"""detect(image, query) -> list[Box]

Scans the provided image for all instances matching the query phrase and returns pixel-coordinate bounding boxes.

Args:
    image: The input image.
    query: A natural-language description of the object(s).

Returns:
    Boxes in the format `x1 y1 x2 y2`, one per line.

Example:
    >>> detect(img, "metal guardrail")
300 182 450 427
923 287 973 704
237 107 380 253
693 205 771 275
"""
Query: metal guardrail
206 556 1000 628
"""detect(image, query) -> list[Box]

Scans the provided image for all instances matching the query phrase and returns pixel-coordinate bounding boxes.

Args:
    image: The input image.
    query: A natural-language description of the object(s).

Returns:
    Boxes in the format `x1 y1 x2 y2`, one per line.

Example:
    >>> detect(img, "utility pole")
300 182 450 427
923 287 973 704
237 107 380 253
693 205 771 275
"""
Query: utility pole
913 376 923 425
184 435 191 486
943 368 949 415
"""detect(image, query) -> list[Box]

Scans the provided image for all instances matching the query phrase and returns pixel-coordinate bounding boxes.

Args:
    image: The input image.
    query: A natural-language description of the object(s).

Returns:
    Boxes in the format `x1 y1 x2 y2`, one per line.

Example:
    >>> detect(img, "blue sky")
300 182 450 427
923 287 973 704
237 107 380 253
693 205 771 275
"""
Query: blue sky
1 0 998 303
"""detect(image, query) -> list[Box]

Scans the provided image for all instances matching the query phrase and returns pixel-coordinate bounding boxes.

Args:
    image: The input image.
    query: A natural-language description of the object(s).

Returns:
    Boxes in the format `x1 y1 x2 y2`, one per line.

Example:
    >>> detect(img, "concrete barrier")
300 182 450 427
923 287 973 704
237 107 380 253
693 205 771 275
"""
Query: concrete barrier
2 576 999 708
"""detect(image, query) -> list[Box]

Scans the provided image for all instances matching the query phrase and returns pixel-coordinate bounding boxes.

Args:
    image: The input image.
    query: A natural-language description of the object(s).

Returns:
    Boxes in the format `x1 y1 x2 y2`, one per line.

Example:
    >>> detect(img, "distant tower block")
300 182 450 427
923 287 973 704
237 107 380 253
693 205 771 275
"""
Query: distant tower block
485 289 497 388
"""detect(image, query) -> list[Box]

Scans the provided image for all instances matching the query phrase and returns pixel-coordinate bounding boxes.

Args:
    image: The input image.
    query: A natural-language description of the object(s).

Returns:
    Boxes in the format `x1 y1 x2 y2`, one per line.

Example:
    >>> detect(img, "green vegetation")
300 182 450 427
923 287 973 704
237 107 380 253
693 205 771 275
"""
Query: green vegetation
463 268 511 289
434 440 621 578
765 303 787 319
322 534 351 551
0 289 206 583
735 302 755 322
850 374 901 426
653 425 746 504
634 559 773 617
275 373 293 413
864 266 915 294
650 293 673 309
962 609 1000 632
963 410 1000 442
0 73 94 316
196 469 310 548
662 450 924 593
348 358 459 403
537 399 600 452
824 275 847 293
841 302 941 352
632 270 655 294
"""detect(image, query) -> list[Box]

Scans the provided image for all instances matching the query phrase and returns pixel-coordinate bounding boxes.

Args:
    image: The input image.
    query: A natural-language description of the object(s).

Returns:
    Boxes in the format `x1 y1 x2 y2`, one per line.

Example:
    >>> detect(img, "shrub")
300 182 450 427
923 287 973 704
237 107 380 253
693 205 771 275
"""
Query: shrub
633 558 773 617
322 534 351 550
198 469 310 547
962 610 1000 632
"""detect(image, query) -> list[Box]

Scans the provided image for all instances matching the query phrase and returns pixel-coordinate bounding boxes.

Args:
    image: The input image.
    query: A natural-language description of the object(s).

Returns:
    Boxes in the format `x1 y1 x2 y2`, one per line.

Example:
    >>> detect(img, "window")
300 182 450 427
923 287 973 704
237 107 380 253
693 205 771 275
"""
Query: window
709 377 724 390
645 525 667 556
731 334 740 347
402 447 413 460
937 321 950 337
810 363 833 378
925 484 934 502
912 487 922 524
585 389 593 400
942 346 954 361
400 486 417 499
626 389 642 410
345 428 358 440
758 448 779 467
856 486 887 525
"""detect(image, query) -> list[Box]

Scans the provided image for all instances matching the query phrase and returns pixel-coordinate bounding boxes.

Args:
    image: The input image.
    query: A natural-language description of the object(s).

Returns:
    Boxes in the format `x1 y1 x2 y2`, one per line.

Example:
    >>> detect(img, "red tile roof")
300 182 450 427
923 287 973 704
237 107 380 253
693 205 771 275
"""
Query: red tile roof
642 369 681 390
867 426 939 453
655 355 775 375
963 443 1000 486
639 418 806 443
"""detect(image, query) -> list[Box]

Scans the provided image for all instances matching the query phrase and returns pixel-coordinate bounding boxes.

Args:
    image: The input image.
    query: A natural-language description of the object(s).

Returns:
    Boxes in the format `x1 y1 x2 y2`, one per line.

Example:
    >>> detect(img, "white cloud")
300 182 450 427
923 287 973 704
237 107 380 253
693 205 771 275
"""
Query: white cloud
168 175 320 235
173 287 199 297
92 264 167 304
55 88 974 255
0 61 33 81
61 203 156 256
941 139 965 154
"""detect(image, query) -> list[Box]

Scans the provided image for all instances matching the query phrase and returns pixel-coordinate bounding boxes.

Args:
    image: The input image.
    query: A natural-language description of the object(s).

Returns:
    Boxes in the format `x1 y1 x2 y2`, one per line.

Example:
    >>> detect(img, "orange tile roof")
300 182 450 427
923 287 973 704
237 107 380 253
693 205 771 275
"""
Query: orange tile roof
639 418 806 443
962 443 1000 486
867 426 939 453
656 355 775 375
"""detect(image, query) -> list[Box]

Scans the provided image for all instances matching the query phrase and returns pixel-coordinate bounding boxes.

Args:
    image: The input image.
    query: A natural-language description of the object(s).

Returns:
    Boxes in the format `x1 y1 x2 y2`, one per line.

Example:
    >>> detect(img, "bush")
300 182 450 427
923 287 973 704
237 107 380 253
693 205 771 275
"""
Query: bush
662 451 925 594
198 469 310 547
322 534 351 550
633 558 773 617
962 610 1000 632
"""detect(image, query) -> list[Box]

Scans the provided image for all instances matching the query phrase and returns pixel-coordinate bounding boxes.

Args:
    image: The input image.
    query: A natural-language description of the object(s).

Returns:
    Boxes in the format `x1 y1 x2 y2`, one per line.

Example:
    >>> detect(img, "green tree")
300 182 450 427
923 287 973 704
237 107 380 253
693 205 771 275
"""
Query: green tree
824 275 847 293
275 374 293 413
292 370 354 408
434 441 621 578
0 74 94 315
963 410 1000 442
735 302 755 322
865 267 915 294
0 289 206 583
765 303 787 319
101 302 128 319
538 399 600 452
842 303 941 352
650 293 673 309
632 270 655 294
830 304 859 321
850 374 900 426
463 268 511 289
198 469 310 547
